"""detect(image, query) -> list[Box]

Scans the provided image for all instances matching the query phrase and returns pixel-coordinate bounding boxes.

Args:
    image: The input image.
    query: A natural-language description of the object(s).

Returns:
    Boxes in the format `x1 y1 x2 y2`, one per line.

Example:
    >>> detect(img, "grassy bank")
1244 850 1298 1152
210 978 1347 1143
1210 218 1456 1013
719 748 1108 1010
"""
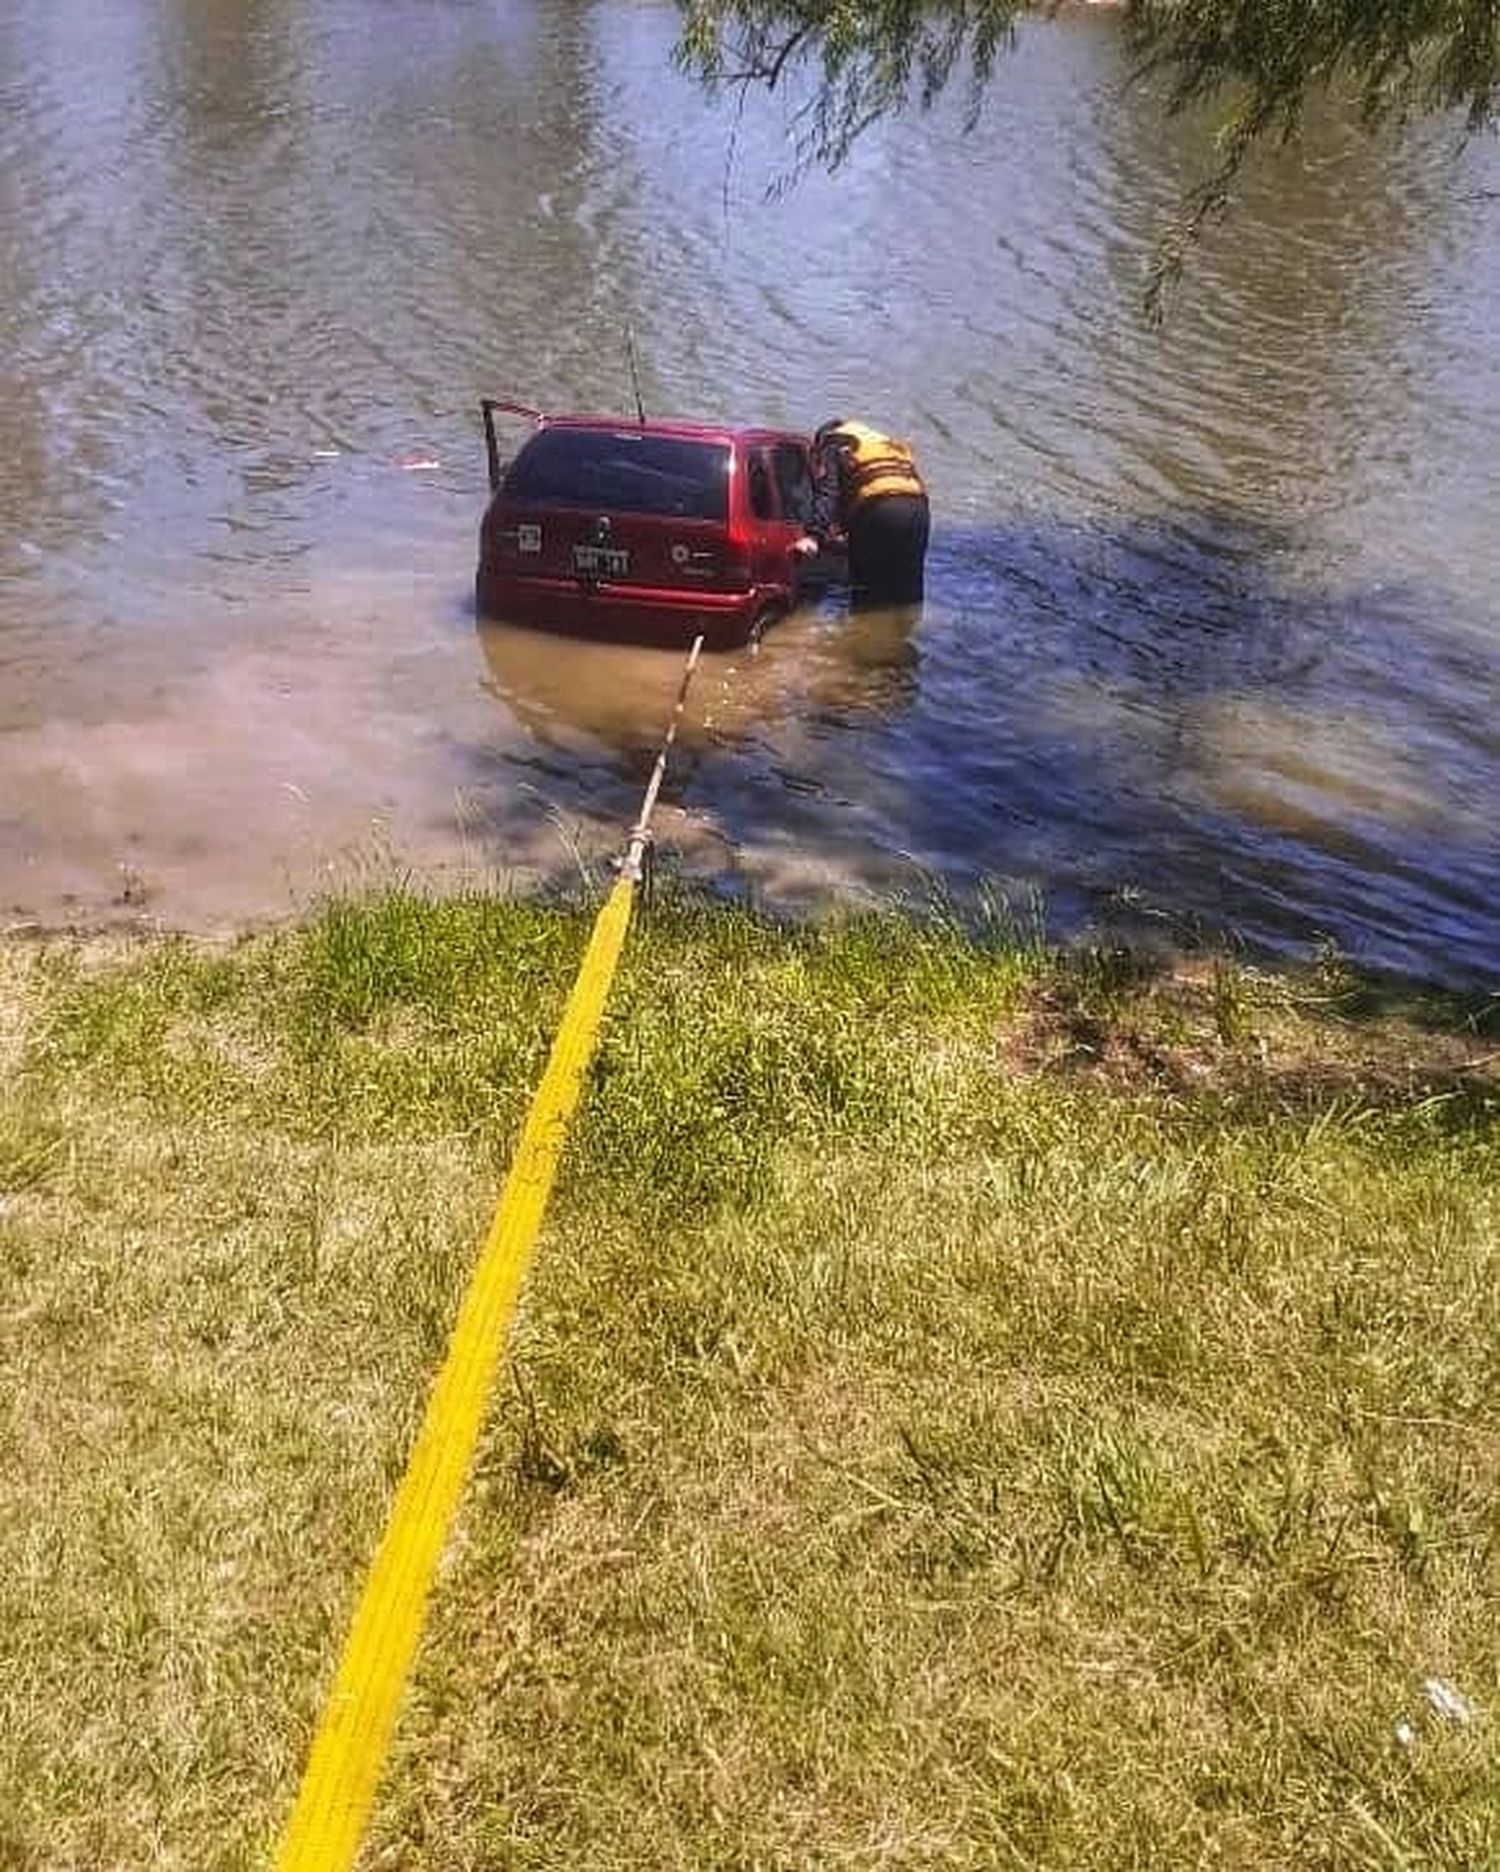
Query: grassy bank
0 891 1495 1869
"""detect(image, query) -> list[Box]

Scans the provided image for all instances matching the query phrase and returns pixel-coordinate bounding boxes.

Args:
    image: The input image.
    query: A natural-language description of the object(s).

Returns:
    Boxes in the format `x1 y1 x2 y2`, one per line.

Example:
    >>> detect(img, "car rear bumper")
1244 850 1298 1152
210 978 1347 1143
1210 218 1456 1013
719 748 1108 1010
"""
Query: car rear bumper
475 571 790 650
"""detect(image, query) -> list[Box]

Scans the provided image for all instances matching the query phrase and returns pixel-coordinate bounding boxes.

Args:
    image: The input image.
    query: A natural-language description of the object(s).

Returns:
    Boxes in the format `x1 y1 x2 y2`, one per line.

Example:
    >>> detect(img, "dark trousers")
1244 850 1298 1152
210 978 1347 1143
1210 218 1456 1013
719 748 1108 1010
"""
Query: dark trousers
847 492 930 607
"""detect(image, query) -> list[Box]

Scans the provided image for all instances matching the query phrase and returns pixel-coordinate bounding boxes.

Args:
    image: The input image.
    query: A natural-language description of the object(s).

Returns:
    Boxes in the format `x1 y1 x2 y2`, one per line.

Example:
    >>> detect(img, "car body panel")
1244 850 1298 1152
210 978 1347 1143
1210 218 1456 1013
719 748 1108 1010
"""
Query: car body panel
475 406 838 650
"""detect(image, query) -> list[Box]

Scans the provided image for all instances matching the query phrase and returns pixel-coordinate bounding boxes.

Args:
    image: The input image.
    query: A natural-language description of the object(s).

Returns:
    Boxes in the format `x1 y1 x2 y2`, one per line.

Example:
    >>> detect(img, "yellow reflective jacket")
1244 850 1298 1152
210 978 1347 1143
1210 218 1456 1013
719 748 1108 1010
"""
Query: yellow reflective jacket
819 420 925 516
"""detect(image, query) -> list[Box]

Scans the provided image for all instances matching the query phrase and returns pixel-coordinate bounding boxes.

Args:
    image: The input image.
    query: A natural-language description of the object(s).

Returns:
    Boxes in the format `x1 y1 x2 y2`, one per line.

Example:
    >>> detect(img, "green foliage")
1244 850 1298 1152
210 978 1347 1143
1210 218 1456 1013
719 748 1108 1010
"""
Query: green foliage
1129 0 1500 308
676 0 1029 170
676 0 1499 307
1131 0 1499 133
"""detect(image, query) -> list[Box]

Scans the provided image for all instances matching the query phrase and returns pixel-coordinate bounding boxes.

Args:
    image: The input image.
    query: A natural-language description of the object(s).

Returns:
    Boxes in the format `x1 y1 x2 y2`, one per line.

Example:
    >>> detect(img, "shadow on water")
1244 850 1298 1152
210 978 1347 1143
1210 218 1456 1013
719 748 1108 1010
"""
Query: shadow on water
459 505 1499 996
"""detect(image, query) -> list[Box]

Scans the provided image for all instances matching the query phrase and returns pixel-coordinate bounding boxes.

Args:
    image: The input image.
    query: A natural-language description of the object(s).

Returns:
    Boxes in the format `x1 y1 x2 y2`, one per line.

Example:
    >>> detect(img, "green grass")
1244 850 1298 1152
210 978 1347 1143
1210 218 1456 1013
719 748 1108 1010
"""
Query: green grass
0 895 1494 1869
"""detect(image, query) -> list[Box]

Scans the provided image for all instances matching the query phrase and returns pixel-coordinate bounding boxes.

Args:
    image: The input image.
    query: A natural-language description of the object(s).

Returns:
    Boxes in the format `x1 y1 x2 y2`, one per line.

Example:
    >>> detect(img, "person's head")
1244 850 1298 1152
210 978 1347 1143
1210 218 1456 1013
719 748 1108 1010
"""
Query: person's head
812 422 857 489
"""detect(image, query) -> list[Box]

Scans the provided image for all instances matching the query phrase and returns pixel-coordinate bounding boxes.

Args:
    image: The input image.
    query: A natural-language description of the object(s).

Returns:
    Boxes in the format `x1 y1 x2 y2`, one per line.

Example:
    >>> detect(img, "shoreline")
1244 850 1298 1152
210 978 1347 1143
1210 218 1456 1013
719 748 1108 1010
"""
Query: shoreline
5 872 1496 1029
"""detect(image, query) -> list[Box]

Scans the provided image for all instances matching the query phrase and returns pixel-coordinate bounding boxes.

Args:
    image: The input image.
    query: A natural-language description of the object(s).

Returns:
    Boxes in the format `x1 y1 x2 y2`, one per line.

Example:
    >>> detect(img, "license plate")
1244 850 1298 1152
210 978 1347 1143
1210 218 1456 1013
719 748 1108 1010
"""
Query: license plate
572 544 629 578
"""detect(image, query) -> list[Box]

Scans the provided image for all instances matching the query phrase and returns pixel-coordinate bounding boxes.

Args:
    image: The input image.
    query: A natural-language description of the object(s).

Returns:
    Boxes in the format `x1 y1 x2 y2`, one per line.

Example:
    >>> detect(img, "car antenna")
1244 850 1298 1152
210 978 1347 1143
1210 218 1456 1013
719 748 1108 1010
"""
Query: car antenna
625 326 647 426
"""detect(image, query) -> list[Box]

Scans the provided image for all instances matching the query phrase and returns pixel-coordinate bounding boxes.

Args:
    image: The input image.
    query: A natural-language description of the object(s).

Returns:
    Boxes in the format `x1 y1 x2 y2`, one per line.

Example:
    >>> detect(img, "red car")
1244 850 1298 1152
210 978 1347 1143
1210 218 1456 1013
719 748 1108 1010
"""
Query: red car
475 401 837 650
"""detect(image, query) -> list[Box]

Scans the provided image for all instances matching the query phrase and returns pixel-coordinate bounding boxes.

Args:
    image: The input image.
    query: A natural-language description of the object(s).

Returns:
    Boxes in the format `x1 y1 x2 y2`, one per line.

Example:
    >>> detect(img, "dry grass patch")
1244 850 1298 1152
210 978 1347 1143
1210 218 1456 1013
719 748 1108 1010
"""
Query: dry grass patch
0 892 1494 1868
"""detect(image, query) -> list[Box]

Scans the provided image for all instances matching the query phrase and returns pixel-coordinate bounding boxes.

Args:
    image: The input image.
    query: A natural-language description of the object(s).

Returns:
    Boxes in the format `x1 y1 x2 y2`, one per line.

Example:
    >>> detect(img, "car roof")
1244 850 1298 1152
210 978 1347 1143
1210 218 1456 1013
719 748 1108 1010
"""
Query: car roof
528 414 808 449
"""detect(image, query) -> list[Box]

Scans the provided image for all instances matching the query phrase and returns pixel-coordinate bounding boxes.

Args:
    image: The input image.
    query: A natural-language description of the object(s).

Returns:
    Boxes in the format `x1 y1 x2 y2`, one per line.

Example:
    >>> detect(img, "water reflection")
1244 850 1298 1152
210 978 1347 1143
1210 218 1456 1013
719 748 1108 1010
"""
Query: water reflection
154 0 298 135
475 595 922 772
0 5 158 575
1097 65 1452 530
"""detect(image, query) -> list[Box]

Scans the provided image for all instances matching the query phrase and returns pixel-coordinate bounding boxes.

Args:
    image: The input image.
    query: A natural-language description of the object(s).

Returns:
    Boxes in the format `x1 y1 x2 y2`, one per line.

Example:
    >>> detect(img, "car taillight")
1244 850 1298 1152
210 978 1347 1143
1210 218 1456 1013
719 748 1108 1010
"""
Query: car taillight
720 531 752 587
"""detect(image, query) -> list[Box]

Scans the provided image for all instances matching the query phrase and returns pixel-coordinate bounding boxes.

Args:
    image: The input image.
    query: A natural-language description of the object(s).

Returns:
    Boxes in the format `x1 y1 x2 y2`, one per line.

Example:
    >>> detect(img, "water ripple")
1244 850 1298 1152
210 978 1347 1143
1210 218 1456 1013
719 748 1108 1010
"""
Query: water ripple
0 0 1495 981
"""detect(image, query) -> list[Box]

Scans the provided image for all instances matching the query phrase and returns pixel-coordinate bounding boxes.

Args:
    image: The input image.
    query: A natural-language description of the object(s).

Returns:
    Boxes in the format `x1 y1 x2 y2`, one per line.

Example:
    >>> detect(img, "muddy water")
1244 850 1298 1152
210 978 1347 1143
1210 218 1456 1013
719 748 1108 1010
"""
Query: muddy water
1 0 1496 983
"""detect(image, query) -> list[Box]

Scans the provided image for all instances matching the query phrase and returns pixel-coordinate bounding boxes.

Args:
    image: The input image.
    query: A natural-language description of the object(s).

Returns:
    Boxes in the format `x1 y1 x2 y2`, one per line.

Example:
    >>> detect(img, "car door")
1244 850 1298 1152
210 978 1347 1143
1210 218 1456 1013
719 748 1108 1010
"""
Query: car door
770 442 817 532
745 446 804 596
770 440 841 593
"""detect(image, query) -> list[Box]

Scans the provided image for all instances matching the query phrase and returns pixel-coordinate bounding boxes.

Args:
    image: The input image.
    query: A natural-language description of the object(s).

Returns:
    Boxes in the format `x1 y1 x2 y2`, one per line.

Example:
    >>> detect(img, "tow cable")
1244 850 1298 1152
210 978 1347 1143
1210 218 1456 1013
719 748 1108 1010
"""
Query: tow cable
274 635 705 1872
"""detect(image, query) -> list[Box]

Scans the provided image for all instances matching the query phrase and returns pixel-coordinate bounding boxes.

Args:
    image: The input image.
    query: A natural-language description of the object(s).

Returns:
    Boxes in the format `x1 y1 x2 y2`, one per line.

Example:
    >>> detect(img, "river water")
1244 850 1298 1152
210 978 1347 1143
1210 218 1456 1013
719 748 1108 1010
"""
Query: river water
2 0 1497 985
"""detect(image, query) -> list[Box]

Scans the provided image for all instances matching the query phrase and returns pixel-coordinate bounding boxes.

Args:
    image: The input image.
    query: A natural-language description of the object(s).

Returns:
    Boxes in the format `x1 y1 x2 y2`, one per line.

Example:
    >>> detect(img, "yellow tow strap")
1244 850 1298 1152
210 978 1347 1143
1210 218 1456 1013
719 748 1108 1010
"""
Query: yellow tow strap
274 637 703 1871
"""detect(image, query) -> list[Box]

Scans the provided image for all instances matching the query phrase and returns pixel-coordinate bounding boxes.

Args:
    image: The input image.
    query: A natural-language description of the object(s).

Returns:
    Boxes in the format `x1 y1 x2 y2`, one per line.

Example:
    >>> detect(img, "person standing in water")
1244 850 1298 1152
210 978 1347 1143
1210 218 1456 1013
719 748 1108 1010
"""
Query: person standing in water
810 418 930 606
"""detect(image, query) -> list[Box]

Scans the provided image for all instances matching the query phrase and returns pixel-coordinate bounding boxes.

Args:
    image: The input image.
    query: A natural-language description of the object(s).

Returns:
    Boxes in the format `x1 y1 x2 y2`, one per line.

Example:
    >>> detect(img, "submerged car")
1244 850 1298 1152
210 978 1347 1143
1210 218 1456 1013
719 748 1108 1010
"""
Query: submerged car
475 401 837 650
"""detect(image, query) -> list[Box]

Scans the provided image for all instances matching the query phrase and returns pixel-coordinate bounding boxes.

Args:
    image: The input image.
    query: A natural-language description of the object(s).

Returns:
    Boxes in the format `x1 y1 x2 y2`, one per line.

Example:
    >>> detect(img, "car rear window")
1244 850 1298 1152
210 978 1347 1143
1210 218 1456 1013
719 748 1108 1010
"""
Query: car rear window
505 428 731 521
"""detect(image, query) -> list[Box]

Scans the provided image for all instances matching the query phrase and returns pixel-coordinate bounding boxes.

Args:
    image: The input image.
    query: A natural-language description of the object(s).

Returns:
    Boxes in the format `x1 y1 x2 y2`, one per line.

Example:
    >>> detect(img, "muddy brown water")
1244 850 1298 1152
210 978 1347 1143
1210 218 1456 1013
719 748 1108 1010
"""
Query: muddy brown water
2 0 1497 985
